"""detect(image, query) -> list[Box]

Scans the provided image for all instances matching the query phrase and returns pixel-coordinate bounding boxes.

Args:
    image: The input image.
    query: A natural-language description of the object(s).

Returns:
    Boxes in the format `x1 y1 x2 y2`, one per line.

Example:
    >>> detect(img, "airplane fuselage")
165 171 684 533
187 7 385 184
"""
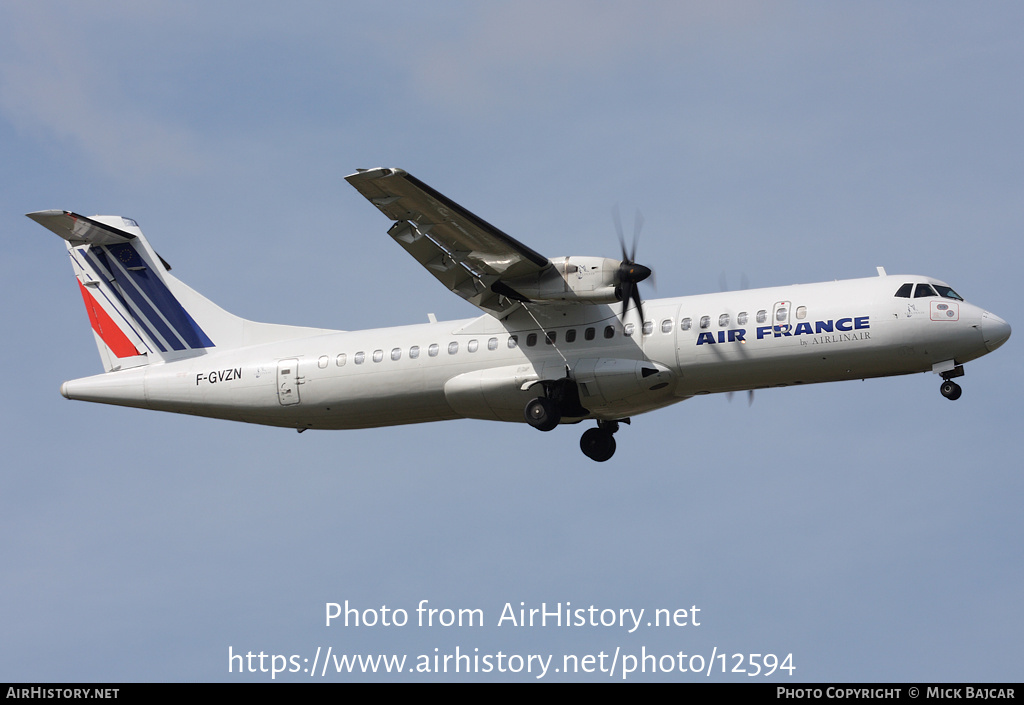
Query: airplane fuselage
59 273 1006 432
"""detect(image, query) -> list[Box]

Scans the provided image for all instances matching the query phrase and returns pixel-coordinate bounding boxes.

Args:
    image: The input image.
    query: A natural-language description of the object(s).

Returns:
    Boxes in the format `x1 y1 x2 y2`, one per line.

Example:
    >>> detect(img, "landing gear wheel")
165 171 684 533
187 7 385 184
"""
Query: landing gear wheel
524 397 561 431
580 428 616 462
940 380 962 400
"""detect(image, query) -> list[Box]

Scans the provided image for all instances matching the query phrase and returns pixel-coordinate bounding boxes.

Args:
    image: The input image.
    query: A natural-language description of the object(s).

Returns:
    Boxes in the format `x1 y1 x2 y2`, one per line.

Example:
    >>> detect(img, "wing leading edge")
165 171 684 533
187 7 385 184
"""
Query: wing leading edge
346 168 553 317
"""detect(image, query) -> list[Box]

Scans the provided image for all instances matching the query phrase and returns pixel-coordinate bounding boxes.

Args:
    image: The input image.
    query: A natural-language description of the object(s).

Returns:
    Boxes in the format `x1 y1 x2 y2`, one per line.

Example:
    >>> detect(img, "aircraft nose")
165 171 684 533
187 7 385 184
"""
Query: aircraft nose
982 311 1011 352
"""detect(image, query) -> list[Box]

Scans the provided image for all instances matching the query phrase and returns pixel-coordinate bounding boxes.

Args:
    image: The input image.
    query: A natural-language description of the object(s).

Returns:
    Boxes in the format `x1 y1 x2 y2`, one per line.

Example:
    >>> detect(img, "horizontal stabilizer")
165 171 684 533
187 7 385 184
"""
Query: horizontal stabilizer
27 211 139 246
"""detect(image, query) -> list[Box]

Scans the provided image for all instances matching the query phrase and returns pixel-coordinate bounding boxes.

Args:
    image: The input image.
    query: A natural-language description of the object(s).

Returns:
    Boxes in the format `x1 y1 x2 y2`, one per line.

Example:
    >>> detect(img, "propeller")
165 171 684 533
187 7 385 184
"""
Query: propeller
613 205 653 323
718 271 750 293
725 389 756 406
719 271 755 406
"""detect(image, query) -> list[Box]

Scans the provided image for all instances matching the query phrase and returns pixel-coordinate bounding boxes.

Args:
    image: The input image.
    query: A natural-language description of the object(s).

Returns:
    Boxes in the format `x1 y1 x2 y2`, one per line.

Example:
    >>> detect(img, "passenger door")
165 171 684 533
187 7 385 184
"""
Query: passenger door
277 358 302 406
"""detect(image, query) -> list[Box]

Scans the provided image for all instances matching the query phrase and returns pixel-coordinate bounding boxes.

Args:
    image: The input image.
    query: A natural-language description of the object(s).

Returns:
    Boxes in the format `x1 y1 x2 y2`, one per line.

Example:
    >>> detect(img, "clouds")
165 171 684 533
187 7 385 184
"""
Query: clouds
400 2 781 120
0 4 209 181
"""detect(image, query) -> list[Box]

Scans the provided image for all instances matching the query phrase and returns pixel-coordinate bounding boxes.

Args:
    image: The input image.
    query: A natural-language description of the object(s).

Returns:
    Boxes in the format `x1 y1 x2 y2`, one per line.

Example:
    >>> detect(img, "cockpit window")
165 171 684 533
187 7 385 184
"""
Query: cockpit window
934 285 964 301
913 283 937 298
894 283 913 298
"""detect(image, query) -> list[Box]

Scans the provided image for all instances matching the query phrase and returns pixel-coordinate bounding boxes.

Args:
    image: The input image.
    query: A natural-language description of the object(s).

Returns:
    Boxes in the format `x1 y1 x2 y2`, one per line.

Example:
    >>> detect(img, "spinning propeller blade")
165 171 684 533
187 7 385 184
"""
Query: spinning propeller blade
612 206 653 324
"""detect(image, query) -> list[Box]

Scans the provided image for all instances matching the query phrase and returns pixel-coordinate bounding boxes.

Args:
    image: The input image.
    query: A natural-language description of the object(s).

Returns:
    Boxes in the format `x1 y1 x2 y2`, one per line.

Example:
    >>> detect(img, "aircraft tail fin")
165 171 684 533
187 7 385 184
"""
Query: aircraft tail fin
29 210 333 373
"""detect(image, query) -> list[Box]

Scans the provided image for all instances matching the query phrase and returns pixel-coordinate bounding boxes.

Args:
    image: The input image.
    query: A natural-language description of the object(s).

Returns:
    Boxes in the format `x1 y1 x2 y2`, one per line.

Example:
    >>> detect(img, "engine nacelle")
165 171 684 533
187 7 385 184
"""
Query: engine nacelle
573 357 675 415
506 256 621 304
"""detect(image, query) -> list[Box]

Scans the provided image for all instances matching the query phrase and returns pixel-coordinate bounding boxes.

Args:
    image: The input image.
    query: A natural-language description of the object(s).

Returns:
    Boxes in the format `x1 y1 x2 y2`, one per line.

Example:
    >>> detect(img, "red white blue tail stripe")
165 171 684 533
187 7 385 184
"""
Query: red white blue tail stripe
72 243 213 354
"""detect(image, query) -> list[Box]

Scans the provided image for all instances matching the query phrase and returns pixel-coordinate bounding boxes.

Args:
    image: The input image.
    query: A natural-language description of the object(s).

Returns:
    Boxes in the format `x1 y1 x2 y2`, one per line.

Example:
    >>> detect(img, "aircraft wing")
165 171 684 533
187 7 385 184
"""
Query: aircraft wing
346 168 552 317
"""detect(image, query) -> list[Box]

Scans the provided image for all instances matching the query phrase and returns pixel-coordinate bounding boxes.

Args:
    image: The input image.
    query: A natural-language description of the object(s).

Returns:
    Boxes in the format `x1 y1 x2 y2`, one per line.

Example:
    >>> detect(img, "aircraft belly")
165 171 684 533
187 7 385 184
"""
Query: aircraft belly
276 362 456 429
315 391 457 429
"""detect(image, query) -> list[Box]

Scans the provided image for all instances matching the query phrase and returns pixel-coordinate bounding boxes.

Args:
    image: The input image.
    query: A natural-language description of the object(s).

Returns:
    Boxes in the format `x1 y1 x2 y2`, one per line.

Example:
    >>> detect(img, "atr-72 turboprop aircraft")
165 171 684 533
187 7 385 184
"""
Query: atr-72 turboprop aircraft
31 168 1011 461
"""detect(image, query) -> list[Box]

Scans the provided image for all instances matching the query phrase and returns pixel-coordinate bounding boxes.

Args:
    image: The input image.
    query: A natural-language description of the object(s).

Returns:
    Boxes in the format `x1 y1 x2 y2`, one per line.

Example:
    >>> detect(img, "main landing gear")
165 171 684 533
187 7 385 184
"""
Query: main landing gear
524 396 561 432
522 379 624 461
523 377 586 433
939 364 965 401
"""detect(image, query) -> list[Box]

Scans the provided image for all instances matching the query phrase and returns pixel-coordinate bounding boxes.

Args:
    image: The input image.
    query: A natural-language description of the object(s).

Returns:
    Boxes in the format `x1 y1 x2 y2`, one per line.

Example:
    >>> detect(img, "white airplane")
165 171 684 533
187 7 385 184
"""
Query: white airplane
30 167 1011 461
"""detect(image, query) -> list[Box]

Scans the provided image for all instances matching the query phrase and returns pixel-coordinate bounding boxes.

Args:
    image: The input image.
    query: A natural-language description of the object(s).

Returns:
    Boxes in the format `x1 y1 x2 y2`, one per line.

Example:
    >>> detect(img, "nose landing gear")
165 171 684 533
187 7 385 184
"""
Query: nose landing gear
940 379 962 400
939 364 965 401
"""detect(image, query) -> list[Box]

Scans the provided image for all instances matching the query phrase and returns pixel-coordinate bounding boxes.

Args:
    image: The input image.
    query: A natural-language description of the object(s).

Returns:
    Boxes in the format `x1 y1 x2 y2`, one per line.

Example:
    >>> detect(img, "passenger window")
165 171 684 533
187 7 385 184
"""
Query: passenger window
700 316 710 329
737 312 748 326
796 306 807 319
545 331 556 345
336 353 347 367
624 323 635 337
409 346 420 359
566 329 577 343
757 310 767 324
318 355 329 369
604 326 615 339
584 327 596 341
373 350 384 363
526 333 537 347
354 351 365 365
680 318 692 331
776 307 788 322
487 337 498 351
467 339 479 353
894 283 913 298
718 314 729 327
661 319 673 333
508 335 518 349
914 284 937 298
391 348 401 361
428 344 439 357
448 341 459 355
643 321 654 335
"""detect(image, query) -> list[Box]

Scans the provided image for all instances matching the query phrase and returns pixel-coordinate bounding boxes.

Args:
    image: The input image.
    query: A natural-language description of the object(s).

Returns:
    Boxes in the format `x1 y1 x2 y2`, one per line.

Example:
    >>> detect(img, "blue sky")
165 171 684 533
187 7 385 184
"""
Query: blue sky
2 2 1021 682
